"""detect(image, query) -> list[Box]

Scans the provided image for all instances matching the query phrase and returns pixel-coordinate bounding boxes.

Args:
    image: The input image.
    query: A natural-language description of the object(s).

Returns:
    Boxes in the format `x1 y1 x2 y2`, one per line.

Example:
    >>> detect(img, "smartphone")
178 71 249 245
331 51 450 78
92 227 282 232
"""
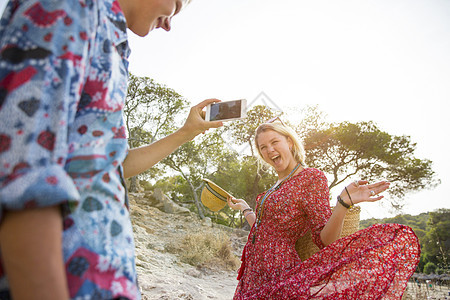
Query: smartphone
205 99 247 122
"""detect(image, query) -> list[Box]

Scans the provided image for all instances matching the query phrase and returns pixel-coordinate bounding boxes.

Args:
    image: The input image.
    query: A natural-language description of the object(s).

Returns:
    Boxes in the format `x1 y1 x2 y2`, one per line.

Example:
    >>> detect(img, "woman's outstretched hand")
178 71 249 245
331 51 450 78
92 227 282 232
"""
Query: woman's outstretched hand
227 196 250 212
341 180 390 206
228 197 256 226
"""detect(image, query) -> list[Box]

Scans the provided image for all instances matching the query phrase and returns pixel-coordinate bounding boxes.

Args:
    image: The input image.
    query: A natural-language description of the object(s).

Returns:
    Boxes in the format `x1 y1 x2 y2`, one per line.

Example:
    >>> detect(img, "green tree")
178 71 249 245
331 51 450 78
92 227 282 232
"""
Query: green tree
299 107 440 209
423 208 450 271
226 105 280 157
208 155 276 228
295 105 329 141
417 255 426 273
423 262 437 274
124 74 188 191
162 127 236 218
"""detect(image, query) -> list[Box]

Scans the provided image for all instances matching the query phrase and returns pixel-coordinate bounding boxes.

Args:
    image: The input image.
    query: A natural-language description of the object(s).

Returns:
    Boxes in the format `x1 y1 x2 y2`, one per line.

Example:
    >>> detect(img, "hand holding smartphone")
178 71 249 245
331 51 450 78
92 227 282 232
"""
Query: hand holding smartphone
205 99 247 122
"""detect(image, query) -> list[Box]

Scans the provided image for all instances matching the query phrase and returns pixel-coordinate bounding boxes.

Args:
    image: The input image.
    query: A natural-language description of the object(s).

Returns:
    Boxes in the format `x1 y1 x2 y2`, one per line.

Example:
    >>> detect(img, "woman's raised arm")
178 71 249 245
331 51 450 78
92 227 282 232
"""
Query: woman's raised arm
320 180 390 246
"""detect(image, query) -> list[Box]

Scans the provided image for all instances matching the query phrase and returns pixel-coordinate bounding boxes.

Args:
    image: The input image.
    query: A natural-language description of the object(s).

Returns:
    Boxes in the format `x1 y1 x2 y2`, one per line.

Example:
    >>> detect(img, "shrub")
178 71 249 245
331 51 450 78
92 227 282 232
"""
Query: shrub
423 262 437 274
169 230 240 271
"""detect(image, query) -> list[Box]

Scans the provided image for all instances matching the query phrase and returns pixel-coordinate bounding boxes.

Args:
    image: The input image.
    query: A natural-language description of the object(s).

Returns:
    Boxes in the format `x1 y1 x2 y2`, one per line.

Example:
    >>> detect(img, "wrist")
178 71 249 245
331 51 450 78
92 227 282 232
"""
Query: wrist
339 193 351 205
241 207 254 217
174 126 196 143
337 195 352 209
241 207 252 214
244 211 255 218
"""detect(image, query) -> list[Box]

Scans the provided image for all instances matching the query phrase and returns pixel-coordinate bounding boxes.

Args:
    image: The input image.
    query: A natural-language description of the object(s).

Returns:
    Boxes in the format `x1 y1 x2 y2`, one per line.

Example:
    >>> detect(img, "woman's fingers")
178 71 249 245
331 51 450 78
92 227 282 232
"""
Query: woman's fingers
353 180 368 187
366 181 390 197
227 196 242 210
227 196 235 208
366 181 387 189
347 180 390 204
227 197 252 212
367 195 385 202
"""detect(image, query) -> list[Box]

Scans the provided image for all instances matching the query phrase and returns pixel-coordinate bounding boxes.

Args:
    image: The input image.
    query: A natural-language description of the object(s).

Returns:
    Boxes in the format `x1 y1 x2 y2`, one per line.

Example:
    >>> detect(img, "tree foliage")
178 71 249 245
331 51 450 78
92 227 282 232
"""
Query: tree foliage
423 262 437 274
298 107 440 209
423 209 450 271
123 74 188 189
161 127 237 218
226 105 280 156
123 75 441 232
207 155 276 228
124 74 188 146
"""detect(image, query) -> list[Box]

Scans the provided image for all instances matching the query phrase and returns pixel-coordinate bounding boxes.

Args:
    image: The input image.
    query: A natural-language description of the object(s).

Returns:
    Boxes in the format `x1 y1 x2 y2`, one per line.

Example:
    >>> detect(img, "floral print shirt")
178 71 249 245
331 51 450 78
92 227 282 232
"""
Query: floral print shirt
0 0 139 298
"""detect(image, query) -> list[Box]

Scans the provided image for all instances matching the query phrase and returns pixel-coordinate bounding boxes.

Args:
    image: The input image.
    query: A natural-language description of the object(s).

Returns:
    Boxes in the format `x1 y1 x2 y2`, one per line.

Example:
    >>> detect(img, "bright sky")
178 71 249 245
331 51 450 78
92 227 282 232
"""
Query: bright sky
1 0 448 219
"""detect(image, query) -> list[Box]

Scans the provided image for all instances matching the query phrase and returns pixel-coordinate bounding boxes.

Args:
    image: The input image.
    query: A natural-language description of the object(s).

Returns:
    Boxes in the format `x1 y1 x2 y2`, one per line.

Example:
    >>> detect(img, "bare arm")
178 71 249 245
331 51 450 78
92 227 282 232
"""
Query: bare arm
227 197 256 227
0 206 69 300
123 99 223 178
319 202 348 246
320 180 390 246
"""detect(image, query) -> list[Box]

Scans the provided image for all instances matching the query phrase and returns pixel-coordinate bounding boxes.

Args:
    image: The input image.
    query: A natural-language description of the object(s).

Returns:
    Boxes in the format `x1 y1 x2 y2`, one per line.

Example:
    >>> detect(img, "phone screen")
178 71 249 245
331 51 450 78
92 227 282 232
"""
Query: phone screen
209 100 242 121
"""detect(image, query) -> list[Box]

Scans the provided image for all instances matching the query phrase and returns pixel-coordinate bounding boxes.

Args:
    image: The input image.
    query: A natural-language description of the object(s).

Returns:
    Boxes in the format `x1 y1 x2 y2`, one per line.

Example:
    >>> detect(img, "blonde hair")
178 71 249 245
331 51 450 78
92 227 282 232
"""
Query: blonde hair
254 121 306 168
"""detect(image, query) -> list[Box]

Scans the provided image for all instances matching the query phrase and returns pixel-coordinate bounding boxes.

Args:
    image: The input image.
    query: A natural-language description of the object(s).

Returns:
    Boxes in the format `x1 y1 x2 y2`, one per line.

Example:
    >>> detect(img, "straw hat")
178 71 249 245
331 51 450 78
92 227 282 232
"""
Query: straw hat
201 179 232 212
295 205 361 261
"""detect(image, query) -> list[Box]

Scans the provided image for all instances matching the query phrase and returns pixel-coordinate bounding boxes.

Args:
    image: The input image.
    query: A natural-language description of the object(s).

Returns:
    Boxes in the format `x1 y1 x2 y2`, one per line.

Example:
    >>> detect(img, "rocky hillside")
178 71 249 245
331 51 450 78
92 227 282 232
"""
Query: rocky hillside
128 191 248 300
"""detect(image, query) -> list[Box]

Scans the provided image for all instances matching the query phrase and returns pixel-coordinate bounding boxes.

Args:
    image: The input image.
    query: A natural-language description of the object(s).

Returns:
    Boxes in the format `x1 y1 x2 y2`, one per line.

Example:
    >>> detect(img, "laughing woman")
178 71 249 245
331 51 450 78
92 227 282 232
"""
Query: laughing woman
227 119 420 299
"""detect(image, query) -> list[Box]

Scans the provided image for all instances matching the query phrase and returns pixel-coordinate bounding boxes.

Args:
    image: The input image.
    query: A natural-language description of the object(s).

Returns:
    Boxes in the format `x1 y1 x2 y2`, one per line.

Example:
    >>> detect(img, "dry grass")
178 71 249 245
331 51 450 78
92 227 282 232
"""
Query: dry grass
168 230 240 271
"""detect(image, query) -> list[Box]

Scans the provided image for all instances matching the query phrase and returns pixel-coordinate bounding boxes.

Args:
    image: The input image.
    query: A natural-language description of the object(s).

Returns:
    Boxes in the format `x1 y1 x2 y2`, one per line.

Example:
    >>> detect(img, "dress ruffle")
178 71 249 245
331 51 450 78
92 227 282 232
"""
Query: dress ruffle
237 224 419 299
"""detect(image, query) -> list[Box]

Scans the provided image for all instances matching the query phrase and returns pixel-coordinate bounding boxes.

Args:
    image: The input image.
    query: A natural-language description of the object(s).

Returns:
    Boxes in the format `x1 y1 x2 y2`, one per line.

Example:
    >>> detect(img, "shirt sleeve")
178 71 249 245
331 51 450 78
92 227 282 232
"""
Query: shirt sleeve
301 169 332 249
0 0 94 221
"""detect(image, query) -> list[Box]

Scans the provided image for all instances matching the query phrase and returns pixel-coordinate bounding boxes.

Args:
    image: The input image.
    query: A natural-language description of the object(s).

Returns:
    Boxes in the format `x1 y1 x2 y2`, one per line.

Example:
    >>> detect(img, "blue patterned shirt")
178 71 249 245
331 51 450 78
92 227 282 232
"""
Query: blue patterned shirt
0 0 139 298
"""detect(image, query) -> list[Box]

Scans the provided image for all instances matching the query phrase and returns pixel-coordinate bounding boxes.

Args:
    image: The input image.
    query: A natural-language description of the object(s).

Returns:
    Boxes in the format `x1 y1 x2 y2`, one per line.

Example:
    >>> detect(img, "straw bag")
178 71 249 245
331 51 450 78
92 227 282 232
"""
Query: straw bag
295 205 361 261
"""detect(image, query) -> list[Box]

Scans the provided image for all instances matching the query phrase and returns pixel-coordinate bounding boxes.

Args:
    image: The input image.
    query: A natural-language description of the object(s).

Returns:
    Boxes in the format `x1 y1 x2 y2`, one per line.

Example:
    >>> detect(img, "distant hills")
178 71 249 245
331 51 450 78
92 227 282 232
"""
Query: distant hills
360 212 429 241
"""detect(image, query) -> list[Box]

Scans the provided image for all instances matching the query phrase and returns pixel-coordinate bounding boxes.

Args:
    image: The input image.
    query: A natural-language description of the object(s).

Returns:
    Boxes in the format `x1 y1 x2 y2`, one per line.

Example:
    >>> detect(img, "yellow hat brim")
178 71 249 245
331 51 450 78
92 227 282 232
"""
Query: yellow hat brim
201 179 231 212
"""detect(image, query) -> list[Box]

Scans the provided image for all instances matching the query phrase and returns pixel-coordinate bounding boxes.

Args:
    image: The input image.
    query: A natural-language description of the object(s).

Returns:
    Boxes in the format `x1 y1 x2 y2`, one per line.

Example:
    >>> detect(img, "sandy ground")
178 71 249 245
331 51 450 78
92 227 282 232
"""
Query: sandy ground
404 282 450 300
134 226 238 300
129 193 242 299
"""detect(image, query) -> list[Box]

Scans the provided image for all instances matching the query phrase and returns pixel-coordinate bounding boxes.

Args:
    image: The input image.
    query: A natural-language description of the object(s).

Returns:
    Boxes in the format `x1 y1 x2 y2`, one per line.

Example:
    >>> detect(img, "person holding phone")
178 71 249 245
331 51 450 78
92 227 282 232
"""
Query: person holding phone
0 0 222 299
227 119 420 299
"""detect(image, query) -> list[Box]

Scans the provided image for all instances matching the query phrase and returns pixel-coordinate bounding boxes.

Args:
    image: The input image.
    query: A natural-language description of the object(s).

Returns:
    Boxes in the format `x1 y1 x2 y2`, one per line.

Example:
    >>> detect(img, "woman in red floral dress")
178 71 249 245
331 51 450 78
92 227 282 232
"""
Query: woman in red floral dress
227 119 420 299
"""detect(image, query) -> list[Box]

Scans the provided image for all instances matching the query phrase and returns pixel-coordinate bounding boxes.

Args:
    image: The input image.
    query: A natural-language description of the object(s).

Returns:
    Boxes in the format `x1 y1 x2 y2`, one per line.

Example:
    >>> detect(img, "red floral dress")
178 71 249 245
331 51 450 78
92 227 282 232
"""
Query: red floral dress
234 168 420 299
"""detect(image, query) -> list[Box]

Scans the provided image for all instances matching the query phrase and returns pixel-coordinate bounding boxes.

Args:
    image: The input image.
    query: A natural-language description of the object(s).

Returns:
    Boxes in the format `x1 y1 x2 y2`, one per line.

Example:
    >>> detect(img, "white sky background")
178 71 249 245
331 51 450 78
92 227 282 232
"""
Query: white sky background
1 0 448 219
